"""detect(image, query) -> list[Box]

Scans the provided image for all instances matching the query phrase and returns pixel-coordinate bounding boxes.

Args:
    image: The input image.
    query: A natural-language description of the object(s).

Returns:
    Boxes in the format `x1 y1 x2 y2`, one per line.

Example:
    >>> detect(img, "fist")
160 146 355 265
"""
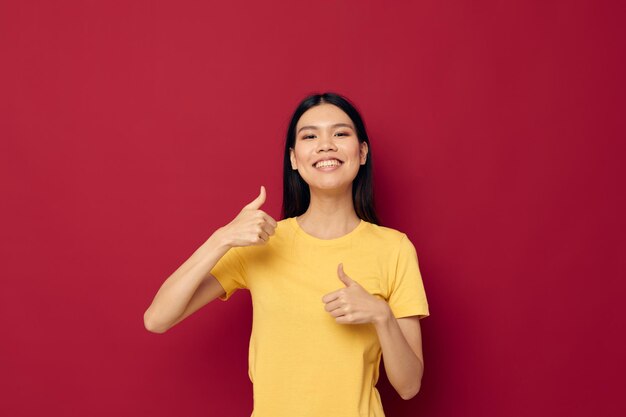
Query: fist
321 263 390 325
221 185 278 247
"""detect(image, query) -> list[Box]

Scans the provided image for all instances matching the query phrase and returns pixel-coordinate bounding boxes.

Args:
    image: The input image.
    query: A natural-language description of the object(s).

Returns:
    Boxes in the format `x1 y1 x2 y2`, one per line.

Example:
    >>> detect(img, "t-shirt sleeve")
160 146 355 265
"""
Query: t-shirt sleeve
387 234 430 319
209 246 248 301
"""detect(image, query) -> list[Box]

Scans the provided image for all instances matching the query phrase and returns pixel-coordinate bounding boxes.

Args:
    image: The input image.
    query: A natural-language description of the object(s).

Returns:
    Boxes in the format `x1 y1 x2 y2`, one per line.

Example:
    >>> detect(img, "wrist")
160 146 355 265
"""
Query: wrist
207 226 233 251
373 300 394 326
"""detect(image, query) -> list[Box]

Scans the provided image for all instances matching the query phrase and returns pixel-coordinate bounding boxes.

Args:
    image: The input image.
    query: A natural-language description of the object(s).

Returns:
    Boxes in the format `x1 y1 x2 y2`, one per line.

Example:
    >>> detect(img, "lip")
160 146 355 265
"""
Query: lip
312 157 343 167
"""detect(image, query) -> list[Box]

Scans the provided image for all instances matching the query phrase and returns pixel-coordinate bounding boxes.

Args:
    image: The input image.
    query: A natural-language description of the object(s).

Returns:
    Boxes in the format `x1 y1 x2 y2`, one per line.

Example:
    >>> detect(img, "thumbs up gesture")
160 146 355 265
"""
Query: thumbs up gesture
220 186 278 248
321 263 391 325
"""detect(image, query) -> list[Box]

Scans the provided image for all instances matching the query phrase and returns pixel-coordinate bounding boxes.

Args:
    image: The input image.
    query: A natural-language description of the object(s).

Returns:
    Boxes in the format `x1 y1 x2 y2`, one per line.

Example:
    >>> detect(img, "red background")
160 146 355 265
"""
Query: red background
1 1 624 416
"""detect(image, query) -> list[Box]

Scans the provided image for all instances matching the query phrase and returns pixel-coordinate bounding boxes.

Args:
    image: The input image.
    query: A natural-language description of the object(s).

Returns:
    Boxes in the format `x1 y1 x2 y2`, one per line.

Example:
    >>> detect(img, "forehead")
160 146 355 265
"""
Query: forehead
296 103 354 130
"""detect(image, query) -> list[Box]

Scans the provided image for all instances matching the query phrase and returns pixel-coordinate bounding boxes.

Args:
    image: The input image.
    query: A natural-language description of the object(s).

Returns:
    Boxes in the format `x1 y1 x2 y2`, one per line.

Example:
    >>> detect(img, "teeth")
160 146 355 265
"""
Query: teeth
315 159 342 168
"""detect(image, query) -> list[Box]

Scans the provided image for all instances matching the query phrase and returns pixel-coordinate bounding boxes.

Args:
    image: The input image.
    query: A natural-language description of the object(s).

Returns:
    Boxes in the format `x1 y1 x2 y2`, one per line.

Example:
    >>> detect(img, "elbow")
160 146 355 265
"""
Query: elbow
399 358 424 400
399 381 421 400
400 389 419 401
143 309 169 334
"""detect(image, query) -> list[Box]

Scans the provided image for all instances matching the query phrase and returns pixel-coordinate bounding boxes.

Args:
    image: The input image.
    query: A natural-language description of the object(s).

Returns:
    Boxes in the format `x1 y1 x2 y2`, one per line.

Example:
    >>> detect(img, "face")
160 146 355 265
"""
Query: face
290 103 368 193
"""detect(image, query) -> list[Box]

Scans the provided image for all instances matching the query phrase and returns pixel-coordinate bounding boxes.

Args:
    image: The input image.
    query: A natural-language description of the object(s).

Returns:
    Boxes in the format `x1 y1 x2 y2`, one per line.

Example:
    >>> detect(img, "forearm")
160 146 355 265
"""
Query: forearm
143 228 231 331
374 304 423 400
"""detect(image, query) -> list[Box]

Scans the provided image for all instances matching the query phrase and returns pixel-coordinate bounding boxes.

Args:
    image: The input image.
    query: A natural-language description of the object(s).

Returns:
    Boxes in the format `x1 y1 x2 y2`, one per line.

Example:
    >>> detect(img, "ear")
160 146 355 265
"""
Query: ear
289 147 298 170
360 141 369 165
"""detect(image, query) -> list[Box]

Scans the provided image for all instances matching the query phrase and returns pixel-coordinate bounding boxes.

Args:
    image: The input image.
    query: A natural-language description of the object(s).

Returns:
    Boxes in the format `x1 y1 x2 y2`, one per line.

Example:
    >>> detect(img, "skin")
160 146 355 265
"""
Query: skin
145 103 424 399
143 187 277 333
290 103 425 400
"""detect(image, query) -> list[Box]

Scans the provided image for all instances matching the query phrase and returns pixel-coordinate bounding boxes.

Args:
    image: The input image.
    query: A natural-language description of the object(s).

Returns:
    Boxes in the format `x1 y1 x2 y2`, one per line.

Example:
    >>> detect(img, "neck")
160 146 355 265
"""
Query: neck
296 185 361 239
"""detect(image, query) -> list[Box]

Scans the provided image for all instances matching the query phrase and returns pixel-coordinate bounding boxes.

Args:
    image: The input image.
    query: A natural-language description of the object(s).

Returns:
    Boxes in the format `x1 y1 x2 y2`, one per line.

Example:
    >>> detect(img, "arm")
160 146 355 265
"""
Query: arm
143 185 277 334
143 229 231 334
321 265 426 400
374 307 424 400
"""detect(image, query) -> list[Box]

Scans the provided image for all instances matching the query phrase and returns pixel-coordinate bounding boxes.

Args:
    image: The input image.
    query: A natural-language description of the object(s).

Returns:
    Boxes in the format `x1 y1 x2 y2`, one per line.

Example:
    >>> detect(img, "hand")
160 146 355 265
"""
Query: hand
220 186 278 248
321 263 391 325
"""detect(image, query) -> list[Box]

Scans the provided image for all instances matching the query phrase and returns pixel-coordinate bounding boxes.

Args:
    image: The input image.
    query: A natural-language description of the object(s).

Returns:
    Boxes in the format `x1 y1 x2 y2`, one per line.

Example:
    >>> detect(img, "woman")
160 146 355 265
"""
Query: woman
143 92 430 417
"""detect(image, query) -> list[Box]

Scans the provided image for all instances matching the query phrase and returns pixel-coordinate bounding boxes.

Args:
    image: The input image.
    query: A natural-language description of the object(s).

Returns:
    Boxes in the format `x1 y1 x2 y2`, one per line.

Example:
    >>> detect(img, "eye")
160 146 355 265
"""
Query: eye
302 134 316 139
335 131 349 137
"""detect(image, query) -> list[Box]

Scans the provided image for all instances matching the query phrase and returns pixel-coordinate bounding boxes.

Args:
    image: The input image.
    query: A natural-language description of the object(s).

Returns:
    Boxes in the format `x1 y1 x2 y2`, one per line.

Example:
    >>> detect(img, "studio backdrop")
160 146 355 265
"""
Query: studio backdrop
1 1 624 417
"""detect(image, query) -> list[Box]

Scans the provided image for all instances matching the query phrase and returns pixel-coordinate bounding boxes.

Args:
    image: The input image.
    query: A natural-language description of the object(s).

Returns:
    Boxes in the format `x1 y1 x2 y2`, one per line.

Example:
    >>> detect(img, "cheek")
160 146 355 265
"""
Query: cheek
293 147 313 168
342 143 362 164
294 150 308 165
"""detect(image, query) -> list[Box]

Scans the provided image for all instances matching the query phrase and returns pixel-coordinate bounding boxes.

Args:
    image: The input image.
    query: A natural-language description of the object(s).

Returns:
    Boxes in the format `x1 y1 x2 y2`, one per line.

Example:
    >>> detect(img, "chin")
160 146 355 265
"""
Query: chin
307 180 353 193
301 171 358 192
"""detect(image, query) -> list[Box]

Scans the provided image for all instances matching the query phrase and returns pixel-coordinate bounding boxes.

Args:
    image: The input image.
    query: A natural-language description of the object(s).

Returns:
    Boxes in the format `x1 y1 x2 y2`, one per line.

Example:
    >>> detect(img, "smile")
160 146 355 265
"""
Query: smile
313 159 343 169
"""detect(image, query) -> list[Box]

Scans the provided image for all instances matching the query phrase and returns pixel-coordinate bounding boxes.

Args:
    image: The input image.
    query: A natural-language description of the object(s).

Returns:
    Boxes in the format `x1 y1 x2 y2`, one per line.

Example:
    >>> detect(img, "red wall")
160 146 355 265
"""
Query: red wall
1 1 624 416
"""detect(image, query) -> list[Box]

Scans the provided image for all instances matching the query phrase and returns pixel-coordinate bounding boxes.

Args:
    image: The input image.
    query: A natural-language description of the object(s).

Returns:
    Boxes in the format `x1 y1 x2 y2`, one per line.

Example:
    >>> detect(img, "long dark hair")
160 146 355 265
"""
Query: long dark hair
281 92 380 225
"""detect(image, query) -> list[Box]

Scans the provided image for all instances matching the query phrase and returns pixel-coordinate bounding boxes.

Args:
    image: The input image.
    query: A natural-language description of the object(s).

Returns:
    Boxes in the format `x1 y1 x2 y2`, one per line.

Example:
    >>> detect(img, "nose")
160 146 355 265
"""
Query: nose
316 132 337 153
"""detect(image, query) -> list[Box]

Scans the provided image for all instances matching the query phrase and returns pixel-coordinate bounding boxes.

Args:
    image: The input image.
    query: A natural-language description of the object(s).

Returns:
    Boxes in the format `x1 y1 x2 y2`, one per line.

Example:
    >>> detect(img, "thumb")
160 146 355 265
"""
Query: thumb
243 185 266 210
337 263 354 287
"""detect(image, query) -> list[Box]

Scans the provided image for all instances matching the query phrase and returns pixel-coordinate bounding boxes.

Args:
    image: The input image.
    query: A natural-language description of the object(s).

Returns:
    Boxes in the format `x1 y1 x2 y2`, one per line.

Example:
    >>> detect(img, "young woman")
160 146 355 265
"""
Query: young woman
144 92 430 417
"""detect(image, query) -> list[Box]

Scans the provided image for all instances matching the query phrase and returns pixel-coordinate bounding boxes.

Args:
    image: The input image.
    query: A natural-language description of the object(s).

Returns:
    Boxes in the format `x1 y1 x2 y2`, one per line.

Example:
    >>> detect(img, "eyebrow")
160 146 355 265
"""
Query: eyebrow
297 123 355 134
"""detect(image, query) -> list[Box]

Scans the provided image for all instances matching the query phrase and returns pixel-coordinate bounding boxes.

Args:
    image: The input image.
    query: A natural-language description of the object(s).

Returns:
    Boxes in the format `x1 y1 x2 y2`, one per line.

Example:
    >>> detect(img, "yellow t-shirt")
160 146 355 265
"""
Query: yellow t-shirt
210 216 430 417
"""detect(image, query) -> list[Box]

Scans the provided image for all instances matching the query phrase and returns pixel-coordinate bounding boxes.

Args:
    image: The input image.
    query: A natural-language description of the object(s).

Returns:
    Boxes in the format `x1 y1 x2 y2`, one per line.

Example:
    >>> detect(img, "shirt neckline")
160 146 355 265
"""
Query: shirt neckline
288 216 367 246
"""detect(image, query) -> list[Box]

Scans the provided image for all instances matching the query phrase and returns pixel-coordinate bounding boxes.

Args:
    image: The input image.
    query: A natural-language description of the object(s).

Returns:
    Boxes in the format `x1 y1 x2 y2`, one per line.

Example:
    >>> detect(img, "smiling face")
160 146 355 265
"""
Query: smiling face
290 103 368 193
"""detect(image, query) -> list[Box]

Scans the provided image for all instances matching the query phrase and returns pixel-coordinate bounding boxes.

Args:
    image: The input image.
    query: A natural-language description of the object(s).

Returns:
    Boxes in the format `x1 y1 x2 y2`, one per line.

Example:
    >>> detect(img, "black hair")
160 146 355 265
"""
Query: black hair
281 92 380 225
